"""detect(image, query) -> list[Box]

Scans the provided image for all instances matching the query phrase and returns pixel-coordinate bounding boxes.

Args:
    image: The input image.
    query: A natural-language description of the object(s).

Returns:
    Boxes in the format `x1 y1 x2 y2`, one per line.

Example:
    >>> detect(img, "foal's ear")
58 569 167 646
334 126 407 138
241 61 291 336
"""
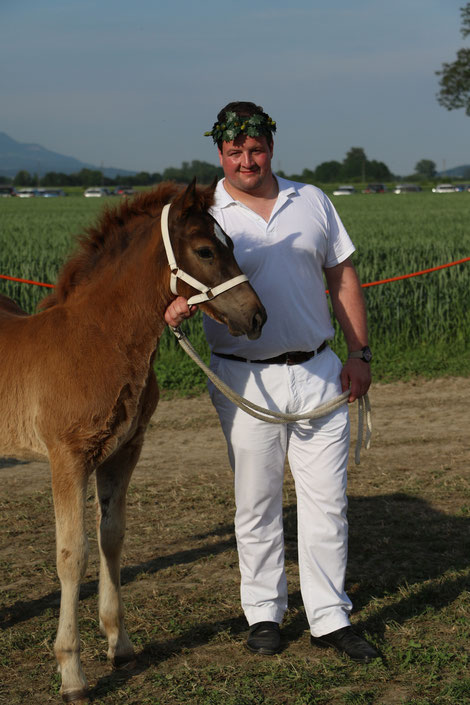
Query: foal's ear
209 175 218 193
180 177 198 213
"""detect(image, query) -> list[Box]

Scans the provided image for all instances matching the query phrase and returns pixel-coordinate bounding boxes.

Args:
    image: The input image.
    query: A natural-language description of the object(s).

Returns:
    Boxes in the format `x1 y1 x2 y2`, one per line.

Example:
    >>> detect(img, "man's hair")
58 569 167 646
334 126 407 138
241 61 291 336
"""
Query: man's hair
215 101 275 150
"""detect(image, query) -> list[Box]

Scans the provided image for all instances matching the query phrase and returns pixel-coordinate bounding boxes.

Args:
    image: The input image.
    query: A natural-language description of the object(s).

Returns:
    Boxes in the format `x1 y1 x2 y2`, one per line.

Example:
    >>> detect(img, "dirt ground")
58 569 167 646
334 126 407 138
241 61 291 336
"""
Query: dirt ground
3 376 468 498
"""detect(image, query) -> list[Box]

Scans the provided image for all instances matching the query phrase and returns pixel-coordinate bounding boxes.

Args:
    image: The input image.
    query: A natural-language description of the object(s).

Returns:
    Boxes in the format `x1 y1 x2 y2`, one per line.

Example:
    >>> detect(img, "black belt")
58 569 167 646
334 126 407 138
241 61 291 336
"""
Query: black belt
213 341 327 366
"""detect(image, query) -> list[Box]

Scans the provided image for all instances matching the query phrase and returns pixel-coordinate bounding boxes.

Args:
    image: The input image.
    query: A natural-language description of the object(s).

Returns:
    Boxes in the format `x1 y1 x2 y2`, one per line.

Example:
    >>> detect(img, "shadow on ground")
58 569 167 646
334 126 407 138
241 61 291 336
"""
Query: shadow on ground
2 492 469 701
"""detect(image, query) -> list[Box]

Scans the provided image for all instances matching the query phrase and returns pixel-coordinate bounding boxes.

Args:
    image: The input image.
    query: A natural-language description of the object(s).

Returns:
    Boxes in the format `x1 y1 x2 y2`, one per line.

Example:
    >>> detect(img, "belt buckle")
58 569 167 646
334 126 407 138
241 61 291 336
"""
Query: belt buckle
286 351 313 365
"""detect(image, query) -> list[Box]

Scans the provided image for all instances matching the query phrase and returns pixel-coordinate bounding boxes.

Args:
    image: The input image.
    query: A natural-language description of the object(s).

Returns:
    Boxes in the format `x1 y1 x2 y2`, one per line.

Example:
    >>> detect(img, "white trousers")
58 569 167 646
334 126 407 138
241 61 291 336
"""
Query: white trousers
208 346 352 637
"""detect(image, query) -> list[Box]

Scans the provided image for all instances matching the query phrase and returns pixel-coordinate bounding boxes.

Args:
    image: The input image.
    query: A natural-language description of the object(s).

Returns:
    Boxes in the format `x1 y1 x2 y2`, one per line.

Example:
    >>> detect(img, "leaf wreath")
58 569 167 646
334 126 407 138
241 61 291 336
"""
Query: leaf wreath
204 111 276 143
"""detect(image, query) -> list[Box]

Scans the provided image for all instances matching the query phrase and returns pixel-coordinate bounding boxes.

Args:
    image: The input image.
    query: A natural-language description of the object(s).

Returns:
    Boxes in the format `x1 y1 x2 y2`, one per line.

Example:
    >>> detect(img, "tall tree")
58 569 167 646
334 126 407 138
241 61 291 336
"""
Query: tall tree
76 168 104 187
13 170 33 186
367 159 393 181
342 147 368 180
415 159 437 179
42 171 69 186
436 3 470 115
313 161 343 182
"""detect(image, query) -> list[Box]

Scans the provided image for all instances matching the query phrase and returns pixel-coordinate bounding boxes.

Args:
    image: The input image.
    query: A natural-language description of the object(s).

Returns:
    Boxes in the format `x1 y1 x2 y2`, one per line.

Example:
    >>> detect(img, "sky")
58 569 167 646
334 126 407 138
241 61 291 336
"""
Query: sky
1 0 469 178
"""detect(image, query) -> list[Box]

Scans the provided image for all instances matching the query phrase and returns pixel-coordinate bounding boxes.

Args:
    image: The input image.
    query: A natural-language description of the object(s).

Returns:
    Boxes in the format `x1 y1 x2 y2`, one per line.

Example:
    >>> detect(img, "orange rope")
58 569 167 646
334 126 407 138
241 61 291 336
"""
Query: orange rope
360 256 470 288
0 256 469 291
0 274 55 288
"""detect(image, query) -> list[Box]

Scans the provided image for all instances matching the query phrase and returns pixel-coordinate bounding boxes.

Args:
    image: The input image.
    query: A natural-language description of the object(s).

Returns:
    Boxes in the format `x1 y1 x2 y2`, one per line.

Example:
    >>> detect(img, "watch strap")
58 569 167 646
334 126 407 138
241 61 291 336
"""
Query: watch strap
349 346 372 362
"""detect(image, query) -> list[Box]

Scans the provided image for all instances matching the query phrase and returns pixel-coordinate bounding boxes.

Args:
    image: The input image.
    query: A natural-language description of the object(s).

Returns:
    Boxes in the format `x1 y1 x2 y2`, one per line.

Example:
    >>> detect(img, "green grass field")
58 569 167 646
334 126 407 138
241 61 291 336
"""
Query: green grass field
0 191 469 391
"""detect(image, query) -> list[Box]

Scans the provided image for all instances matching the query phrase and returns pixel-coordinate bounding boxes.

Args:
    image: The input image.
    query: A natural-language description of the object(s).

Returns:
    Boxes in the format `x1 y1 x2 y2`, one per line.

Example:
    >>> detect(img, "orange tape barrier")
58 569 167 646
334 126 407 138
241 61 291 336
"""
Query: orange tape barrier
0 257 469 291
359 256 470 289
0 274 55 288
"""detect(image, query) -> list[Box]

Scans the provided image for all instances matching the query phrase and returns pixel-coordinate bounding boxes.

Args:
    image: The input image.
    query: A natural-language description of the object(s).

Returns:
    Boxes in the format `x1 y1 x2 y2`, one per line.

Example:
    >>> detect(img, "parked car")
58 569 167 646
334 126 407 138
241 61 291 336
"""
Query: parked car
84 187 110 198
394 184 422 194
113 185 134 196
332 185 356 196
362 183 387 193
0 186 17 197
432 184 457 193
41 189 67 197
16 188 46 197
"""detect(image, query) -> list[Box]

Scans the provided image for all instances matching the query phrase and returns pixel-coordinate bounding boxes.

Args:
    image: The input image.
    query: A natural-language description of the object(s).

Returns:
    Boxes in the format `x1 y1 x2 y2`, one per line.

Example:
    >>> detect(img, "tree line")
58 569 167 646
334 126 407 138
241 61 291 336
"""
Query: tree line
0 160 224 188
284 147 394 184
0 150 452 189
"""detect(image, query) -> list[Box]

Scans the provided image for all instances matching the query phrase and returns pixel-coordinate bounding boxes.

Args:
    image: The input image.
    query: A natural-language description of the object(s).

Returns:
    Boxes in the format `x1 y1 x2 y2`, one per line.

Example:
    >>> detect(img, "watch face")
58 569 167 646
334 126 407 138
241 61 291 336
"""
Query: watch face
362 347 372 362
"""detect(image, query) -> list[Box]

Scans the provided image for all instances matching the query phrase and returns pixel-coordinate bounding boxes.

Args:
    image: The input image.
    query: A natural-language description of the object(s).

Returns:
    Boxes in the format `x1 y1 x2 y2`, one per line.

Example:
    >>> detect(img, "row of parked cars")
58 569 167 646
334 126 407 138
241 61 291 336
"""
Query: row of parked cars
0 186 135 198
83 186 134 197
0 186 67 197
332 183 470 195
3 183 468 199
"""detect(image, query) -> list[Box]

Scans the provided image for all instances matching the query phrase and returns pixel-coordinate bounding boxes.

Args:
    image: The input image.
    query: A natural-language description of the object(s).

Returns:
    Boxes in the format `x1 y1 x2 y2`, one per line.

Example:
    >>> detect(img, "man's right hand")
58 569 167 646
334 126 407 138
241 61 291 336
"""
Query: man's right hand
164 296 198 328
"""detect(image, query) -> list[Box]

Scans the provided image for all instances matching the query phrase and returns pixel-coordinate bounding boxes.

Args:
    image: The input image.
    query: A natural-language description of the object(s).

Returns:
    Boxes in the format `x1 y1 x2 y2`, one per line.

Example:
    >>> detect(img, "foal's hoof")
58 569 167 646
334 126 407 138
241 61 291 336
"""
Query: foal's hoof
61 688 89 704
113 653 137 671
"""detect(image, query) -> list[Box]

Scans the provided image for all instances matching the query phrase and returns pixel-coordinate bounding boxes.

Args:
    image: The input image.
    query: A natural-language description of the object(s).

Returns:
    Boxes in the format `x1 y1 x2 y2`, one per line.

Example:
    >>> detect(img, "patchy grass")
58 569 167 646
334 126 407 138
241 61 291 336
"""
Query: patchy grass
1 479 468 704
1 381 469 704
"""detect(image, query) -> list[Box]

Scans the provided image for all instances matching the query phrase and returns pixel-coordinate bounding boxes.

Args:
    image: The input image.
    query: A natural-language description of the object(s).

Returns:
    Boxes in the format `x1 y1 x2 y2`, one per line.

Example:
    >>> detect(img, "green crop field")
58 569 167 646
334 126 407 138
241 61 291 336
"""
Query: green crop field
1 192 469 392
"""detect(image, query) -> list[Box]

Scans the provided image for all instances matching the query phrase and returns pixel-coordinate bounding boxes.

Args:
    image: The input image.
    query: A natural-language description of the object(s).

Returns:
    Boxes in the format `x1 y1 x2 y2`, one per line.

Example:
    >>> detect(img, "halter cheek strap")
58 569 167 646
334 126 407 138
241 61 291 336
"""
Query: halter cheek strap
161 203 248 306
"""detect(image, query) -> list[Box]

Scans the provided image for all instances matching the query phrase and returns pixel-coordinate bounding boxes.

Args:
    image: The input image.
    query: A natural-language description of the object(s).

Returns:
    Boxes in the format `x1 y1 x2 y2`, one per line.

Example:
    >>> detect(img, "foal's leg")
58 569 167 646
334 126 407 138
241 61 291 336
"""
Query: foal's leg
95 439 143 666
50 450 90 702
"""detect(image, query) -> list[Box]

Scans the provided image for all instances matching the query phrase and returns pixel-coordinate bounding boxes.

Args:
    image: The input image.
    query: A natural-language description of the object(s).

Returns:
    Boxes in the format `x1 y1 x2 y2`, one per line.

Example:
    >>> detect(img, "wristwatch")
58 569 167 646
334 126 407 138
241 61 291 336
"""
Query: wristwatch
348 346 372 363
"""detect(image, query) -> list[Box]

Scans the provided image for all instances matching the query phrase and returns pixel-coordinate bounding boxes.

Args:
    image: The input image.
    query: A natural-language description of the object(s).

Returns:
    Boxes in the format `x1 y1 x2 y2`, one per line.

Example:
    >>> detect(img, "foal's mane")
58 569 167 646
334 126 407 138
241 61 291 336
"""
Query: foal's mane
39 180 214 310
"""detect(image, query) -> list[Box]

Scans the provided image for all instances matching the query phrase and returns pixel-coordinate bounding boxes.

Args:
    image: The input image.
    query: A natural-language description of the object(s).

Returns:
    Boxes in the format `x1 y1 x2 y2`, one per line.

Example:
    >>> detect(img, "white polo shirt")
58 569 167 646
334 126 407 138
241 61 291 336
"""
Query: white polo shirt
203 175 355 359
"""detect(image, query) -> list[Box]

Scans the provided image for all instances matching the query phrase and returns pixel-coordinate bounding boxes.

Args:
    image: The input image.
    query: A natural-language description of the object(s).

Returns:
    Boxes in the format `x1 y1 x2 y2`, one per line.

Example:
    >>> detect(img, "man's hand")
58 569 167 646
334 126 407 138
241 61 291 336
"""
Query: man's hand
340 358 371 403
164 297 198 328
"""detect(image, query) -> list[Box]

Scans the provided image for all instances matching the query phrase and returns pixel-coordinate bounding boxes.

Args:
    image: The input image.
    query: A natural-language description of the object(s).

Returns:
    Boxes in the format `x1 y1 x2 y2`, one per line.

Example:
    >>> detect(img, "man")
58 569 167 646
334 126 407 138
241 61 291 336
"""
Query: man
165 102 379 663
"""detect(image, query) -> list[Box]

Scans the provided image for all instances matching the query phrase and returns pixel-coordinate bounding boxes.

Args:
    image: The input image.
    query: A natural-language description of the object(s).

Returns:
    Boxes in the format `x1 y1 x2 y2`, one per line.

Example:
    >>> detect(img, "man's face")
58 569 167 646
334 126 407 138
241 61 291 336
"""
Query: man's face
218 134 274 195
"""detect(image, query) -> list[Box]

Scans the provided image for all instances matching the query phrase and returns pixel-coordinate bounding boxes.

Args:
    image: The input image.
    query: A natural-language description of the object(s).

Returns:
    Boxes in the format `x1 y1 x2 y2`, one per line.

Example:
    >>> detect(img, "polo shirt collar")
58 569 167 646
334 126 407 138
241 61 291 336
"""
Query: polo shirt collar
213 174 298 210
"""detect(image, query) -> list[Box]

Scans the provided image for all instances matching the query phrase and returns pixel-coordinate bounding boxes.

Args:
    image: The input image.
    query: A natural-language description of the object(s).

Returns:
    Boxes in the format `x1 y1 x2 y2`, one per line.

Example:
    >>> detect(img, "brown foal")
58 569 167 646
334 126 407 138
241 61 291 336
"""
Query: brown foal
0 180 266 703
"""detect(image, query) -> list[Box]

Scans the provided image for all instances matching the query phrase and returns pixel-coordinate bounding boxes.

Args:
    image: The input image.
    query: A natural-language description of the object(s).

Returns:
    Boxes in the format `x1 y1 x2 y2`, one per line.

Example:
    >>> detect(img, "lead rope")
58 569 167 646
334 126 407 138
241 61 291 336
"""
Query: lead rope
171 326 372 464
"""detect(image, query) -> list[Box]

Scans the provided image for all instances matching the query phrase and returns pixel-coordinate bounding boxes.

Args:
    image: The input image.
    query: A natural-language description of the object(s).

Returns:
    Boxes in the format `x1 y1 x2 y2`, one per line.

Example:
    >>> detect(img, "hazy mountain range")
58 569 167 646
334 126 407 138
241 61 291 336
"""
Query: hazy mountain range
439 164 470 178
0 132 136 179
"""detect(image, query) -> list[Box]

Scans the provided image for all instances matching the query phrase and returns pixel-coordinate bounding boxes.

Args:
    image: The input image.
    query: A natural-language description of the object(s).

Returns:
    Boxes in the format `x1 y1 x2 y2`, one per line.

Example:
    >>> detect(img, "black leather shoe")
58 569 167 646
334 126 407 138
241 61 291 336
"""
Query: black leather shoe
311 626 380 663
246 621 281 655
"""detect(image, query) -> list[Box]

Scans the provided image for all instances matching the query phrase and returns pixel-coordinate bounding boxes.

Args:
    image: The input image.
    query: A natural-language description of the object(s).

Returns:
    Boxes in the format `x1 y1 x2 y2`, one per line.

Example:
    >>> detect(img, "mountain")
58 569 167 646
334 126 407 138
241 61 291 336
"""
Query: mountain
438 164 470 178
0 132 136 179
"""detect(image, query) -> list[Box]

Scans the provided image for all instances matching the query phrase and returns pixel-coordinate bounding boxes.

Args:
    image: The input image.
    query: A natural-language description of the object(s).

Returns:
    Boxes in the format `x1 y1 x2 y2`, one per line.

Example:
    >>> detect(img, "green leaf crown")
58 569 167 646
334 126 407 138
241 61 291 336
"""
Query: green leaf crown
204 111 277 144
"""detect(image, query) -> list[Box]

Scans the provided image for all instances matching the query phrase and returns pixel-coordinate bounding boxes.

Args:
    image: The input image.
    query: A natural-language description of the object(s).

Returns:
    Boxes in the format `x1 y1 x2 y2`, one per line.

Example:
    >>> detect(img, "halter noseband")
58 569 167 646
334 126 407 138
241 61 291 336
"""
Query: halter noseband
161 203 248 306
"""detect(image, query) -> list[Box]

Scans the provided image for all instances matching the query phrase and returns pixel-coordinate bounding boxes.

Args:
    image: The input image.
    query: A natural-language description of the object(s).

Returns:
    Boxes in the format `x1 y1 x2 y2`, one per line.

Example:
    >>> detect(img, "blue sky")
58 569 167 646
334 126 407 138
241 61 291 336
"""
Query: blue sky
2 0 468 177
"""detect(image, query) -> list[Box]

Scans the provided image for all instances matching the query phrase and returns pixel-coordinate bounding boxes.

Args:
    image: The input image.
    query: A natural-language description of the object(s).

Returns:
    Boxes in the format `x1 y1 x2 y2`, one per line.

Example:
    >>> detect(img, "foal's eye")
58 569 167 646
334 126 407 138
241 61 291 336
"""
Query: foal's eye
196 247 214 260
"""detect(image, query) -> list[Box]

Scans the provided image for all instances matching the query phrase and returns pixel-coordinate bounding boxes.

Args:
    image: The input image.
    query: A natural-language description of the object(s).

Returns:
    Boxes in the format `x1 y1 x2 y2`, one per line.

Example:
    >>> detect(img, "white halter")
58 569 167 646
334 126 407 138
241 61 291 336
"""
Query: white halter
161 203 249 306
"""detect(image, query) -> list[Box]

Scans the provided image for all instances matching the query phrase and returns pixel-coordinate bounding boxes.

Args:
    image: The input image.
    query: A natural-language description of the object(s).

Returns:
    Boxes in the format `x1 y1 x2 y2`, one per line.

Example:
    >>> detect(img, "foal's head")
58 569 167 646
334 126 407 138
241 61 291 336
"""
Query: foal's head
165 179 266 339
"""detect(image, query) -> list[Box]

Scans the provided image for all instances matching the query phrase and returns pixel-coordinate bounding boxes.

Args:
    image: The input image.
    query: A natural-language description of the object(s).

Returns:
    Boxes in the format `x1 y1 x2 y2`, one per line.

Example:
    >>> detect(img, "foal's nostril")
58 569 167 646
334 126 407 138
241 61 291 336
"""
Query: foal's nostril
244 308 267 340
253 309 267 333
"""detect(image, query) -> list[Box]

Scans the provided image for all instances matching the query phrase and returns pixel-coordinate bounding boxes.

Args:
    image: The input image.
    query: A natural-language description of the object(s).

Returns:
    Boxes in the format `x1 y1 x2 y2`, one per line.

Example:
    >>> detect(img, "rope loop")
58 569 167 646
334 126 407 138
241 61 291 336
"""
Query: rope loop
172 326 372 464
